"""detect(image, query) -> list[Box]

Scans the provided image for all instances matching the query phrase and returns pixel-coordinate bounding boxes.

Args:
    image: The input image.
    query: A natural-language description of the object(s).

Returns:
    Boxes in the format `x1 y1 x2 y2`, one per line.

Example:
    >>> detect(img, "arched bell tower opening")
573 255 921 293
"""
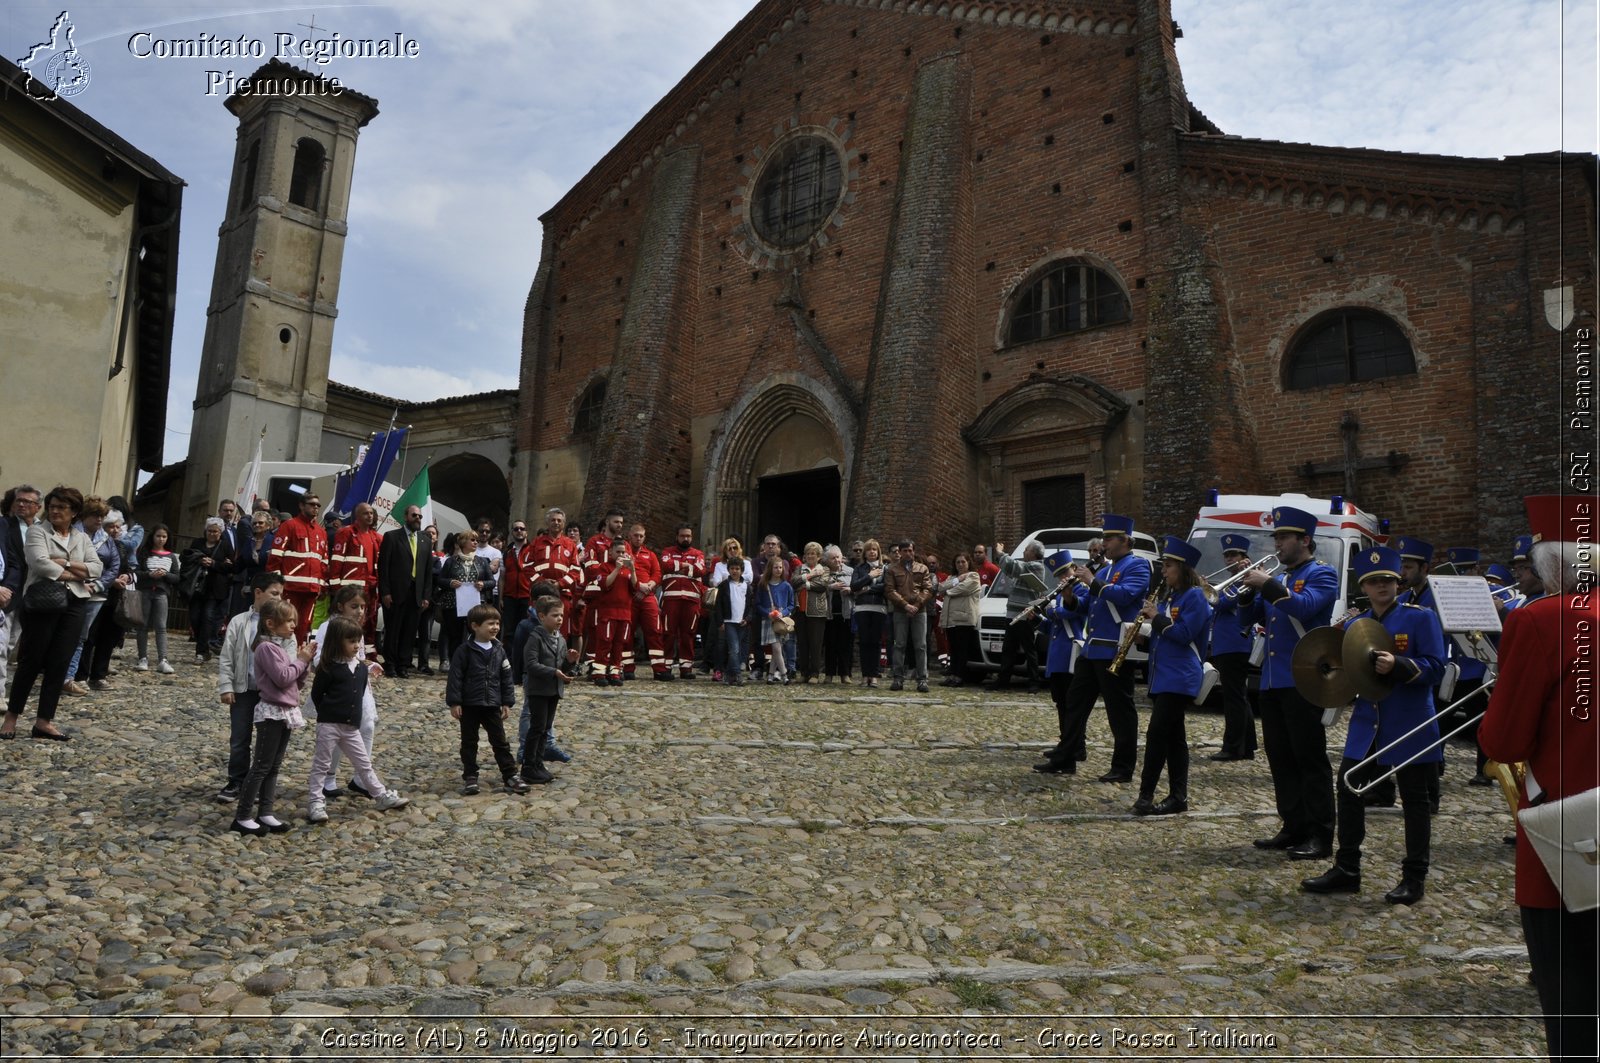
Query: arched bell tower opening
701 374 856 550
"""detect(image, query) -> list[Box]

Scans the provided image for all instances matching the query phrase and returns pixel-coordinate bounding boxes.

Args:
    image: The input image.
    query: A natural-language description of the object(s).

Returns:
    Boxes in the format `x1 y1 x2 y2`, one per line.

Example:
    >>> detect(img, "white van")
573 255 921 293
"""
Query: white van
974 526 1160 672
235 462 471 538
1186 491 1384 616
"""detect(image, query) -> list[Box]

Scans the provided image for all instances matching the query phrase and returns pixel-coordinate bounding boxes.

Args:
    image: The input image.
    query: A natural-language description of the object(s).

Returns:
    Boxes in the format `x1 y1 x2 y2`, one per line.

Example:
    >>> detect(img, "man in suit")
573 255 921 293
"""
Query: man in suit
378 504 435 679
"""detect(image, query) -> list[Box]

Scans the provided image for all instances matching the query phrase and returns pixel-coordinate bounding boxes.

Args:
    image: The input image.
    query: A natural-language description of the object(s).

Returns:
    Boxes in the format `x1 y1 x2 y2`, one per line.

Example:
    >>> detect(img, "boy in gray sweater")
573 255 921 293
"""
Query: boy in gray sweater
518 596 570 784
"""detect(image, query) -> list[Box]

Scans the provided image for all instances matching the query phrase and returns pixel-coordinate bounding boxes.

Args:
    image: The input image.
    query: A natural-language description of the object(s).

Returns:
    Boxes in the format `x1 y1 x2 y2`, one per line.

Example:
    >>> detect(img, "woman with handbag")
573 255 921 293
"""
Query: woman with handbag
2 486 100 740
1480 495 1600 1063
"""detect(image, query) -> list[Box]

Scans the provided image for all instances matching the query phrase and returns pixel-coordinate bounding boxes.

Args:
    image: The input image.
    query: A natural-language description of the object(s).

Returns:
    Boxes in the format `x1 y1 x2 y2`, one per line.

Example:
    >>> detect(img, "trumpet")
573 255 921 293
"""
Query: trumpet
1212 556 1282 600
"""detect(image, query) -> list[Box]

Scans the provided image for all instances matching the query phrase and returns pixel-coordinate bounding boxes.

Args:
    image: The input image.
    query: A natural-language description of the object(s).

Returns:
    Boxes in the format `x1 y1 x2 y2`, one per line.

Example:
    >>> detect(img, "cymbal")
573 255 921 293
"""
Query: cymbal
1343 618 1398 702
1291 626 1356 708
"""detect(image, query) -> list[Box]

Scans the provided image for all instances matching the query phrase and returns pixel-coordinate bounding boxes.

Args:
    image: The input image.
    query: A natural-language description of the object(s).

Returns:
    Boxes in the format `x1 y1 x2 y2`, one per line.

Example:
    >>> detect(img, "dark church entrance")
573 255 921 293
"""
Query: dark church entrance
757 466 841 553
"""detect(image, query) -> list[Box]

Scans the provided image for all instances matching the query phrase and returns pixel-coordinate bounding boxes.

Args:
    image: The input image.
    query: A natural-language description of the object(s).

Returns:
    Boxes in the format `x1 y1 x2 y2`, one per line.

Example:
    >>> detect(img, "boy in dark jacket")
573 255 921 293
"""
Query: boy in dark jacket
446 604 527 795
519 596 569 784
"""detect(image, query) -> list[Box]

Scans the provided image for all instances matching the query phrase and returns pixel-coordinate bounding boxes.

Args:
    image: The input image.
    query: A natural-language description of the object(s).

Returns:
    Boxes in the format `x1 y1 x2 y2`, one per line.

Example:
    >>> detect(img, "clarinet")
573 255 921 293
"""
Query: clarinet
1109 586 1164 675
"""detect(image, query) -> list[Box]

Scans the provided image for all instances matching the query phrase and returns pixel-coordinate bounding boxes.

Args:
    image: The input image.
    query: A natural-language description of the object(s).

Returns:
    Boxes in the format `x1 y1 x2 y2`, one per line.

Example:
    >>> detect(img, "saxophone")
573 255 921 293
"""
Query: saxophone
1109 586 1164 675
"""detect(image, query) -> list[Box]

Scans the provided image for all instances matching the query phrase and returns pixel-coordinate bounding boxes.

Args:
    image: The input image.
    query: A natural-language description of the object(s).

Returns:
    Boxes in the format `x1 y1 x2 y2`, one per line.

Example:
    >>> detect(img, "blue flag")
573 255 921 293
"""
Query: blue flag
345 428 408 510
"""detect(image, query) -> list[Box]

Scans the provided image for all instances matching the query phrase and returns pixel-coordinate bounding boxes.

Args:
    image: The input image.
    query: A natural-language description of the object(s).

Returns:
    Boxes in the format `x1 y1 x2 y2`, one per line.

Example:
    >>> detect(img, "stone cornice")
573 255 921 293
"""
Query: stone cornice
1180 136 1525 234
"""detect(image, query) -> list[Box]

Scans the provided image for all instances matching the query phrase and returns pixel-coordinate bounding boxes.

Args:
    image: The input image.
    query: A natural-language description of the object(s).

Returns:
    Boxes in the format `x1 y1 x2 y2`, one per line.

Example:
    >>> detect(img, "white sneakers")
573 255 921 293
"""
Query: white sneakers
135 658 149 672
157 660 175 675
311 792 408 819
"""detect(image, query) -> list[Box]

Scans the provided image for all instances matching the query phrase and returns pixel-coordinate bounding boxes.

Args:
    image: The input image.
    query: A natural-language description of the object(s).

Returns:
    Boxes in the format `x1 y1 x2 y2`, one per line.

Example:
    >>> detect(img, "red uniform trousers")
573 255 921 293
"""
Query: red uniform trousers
627 595 667 675
663 598 701 674
591 613 633 679
286 592 320 646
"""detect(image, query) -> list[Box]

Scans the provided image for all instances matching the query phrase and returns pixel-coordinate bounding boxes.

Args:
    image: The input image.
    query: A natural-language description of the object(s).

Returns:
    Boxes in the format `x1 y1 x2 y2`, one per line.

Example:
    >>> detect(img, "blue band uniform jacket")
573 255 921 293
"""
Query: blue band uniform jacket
1248 559 1338 690
1208 588 1256 656
1339 602 1446 764
1073 553 1151 661
1044 590 1085 676
1147 585 1214 699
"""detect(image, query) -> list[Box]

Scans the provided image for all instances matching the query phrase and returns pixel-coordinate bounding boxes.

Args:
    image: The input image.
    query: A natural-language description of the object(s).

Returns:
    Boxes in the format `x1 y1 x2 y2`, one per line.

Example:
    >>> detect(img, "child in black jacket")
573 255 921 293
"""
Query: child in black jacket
519 596 570 784
306 616 410 822
446 604 527 795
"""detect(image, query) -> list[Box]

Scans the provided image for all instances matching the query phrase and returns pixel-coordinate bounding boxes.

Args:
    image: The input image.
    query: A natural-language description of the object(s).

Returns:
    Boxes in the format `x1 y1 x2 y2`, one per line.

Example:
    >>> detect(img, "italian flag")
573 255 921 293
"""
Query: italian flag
393 464 433 529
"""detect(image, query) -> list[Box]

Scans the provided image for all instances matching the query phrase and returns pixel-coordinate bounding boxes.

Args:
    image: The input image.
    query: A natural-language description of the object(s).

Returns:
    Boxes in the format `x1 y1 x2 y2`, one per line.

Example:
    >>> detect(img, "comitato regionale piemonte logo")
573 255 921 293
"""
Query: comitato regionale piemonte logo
16 10 92 101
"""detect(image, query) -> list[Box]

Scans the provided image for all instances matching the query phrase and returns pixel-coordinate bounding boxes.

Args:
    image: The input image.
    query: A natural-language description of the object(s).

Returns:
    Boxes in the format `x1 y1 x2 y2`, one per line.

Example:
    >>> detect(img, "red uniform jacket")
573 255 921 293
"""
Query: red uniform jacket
583 534 615 594
632 547 662 601
502 540 539 600
1480 592 1600 909
329 525 381 593
268 515 330 597
660 546 707 602
529 533 581 597
591 560 636 620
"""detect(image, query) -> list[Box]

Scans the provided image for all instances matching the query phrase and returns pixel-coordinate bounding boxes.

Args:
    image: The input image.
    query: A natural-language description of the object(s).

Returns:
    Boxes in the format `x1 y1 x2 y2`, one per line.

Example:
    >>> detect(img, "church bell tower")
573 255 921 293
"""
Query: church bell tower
184 60 378 527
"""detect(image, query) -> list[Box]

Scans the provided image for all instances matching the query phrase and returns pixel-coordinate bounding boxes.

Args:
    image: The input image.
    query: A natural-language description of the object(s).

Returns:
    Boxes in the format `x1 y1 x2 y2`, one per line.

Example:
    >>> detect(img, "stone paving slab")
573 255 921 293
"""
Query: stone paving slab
0 657 1546 1059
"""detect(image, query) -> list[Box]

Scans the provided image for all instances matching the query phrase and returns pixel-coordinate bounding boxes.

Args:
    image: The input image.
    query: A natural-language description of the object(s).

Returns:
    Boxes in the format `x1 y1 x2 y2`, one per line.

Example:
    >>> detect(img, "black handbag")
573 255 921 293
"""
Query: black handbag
21 579 71 614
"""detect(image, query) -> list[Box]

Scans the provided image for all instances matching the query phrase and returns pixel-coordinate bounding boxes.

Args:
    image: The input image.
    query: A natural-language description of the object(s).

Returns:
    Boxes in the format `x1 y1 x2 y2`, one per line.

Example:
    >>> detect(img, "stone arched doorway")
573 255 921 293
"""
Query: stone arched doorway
701 373 856 551
965 375 1130 542
431 452 511 533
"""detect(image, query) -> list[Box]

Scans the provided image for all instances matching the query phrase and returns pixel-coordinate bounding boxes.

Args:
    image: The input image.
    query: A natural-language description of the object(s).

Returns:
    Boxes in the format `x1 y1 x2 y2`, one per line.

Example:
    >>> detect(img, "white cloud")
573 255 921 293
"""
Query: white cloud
327 352 517 403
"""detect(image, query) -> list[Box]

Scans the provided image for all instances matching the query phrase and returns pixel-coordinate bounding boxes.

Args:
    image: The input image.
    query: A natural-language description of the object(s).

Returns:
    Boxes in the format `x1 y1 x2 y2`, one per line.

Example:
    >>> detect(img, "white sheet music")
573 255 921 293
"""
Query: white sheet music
455 584 482 618
1427 575 1502 634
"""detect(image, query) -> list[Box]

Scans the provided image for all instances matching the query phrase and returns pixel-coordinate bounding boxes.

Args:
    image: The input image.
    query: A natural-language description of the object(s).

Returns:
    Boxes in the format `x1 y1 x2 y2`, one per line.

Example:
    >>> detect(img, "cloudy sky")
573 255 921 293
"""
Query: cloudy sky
4 0 1594 474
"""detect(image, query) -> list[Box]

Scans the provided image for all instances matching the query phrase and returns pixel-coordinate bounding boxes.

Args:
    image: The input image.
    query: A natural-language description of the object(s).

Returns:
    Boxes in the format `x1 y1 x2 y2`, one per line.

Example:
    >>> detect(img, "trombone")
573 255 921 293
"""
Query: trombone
1340 674 1525 818
1212 556 1281 600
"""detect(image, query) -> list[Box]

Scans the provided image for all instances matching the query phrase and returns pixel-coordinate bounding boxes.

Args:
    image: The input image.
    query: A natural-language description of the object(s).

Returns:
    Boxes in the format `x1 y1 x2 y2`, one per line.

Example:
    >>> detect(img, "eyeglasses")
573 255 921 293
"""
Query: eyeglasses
303 501 321 509
16 498 40 508
513 526 526 532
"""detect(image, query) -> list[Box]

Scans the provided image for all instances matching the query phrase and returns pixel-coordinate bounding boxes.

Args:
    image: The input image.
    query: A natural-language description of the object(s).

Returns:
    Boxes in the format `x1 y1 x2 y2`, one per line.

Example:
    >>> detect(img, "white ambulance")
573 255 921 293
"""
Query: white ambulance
1187 491 1386 621
974 526 1160 673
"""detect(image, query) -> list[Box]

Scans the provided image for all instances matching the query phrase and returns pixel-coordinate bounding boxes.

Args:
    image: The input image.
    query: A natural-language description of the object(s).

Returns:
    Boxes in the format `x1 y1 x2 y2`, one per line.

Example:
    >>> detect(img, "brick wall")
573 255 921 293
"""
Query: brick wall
510 0 1595 561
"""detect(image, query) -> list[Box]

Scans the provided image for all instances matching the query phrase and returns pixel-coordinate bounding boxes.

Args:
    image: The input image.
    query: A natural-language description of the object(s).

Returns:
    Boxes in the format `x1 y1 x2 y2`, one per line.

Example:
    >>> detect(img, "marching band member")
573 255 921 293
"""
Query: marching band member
1208 533 1259 762
1131 537 1213 816
1033 552 1085 774
1442 546 1494 787
1241 506 1339 859
1053 514 1151 782
1301 547 1444 904
1508 534 1546 611
1392 535 1444 812
1480 495 1600 1063
1485 563 1518 616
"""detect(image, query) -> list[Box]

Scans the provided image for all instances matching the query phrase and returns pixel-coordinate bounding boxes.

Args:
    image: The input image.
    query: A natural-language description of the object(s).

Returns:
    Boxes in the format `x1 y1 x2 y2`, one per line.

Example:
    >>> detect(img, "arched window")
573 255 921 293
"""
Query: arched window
573 378 606 435
1006 260 1130 345
1285 309 1416 390
288 138 325 211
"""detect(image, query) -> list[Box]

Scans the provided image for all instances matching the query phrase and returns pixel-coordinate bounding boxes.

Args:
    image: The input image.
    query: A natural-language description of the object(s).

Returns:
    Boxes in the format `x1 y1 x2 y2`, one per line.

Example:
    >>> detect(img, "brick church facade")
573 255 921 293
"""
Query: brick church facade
510 0 1595 558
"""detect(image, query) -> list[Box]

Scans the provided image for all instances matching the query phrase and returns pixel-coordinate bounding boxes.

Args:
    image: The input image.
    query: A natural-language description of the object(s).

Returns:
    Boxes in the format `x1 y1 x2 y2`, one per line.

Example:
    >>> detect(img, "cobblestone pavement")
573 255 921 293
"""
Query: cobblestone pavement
0 653 1545 1060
